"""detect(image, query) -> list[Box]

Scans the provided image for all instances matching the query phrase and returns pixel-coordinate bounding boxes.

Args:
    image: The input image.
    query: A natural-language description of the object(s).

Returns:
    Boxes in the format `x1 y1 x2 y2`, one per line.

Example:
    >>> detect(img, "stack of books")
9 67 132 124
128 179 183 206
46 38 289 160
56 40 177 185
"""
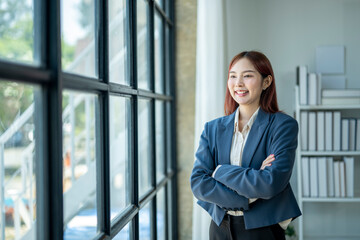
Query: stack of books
301 157 354 198
322 89 360 105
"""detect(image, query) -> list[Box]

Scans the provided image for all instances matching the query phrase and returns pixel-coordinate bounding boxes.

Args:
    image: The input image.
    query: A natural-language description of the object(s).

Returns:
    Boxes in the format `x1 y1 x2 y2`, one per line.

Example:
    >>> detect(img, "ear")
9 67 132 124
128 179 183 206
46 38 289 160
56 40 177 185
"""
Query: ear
262 75 273 90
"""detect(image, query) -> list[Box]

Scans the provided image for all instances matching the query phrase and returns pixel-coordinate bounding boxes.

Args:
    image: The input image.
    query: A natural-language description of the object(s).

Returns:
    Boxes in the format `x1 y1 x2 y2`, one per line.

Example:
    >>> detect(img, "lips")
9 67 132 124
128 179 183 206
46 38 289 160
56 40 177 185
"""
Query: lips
235 90 249 96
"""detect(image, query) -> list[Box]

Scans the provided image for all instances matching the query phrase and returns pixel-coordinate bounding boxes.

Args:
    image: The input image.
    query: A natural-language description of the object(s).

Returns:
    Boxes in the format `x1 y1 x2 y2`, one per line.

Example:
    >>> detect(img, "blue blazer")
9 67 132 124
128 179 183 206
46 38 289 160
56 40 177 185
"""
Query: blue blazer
190 108 301 229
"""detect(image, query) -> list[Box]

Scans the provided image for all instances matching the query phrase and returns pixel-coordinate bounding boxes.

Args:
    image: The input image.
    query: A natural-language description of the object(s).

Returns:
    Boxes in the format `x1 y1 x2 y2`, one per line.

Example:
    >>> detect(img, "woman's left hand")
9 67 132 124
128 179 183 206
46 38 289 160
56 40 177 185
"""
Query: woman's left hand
260 154 275 170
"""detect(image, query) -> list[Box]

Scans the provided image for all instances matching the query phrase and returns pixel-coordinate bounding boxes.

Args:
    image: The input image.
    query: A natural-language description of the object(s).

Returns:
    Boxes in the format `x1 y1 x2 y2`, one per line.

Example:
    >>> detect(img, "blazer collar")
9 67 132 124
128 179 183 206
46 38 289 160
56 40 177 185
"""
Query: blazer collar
219 108 270 167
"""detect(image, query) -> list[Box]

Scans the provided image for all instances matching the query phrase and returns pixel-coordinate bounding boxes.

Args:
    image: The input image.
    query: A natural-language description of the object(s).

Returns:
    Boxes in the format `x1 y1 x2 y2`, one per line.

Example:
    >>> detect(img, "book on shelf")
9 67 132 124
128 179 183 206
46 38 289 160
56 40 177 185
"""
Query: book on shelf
310 157 319 197
317 112 325 151
341 119 349 151
302 157 310 197
333 112 341 151
300 111 308 151
308 112 317 151
339 161 346 197
333 160 340 197
326 157 335 197
325 112 333 151
297 66 308 105
322 89 360 98
318 157 327 197
349 119 356 151
344 157 354 197
357 119 360 151
317 74 322 105
322 97 360 105
308 73 321 105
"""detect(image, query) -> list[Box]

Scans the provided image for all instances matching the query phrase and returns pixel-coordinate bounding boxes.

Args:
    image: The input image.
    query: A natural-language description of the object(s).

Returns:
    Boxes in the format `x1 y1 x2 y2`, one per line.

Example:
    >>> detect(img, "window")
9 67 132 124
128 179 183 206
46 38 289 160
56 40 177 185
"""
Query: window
0 0 176 239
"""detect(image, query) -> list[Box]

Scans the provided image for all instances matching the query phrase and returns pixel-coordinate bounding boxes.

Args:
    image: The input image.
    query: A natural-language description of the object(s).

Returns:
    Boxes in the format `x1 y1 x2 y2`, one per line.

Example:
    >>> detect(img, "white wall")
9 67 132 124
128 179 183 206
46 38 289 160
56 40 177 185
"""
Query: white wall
225 0 360 115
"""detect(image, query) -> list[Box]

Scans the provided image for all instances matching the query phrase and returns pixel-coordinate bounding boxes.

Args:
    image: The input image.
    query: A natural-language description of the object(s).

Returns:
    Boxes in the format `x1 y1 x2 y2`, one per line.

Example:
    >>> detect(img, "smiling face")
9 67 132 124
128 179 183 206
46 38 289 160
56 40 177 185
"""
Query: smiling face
228 57 271 110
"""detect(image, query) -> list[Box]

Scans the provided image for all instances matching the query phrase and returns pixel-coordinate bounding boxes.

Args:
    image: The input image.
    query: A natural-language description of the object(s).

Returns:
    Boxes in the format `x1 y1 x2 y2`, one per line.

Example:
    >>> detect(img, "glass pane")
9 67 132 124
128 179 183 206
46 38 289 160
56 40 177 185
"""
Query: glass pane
0 0 37 64
139 202 151 240
156 101 165 182
138 99 151 197
0 81 37 240
154 13 164 93
61 0 97 77
137 0 149 90
113 222 130 240
62 91 98 239
167 180 173 240
166 102 172 173
110 96 130 220
156 187 166 240
165 26 171 95
165 0 171 17
109 0 128 85
155 0 163 9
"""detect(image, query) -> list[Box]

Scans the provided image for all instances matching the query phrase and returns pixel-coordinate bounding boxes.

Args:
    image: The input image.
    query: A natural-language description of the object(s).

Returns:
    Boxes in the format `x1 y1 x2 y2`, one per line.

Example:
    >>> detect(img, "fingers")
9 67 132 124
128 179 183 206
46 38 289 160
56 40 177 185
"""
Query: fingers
261 154 275 170
263 154 275 163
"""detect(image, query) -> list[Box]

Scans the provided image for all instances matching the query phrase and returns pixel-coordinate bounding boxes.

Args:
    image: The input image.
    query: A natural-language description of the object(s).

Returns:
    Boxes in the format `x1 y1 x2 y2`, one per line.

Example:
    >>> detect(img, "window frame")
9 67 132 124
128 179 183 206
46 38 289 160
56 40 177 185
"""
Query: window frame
0 0 177 239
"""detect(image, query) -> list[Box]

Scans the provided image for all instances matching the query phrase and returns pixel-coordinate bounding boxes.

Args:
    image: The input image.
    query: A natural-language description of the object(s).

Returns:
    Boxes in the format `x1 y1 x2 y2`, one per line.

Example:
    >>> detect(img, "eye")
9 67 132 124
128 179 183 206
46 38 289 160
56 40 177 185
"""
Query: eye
244 74 252 78
230 75 237 78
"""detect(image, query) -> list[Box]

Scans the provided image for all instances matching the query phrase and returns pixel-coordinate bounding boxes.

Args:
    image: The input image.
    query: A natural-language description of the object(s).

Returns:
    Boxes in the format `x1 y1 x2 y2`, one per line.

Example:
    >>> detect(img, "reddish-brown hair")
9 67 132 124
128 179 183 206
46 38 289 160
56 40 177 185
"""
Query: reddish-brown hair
224 51 279 115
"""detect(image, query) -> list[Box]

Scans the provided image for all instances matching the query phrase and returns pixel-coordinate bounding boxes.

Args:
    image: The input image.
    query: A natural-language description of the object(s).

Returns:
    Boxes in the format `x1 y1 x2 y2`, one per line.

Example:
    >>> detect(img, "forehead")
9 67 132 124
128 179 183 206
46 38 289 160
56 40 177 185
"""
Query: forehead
230 58 256 72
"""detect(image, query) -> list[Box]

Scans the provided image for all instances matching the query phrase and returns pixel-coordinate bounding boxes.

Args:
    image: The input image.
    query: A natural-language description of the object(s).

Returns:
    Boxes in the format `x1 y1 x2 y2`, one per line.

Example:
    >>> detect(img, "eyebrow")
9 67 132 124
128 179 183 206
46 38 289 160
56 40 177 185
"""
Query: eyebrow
229 70 256 74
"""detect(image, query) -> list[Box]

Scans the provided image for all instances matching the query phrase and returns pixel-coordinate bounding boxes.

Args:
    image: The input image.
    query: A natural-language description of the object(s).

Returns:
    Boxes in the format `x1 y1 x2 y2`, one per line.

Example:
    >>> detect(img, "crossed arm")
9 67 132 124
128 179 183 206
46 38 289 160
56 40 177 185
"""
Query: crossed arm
191 117 298 205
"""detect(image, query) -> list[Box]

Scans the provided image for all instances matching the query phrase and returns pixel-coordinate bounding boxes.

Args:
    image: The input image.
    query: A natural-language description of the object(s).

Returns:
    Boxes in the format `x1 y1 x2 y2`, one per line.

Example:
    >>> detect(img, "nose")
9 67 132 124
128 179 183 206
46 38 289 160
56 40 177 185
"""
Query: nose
234 76 244 86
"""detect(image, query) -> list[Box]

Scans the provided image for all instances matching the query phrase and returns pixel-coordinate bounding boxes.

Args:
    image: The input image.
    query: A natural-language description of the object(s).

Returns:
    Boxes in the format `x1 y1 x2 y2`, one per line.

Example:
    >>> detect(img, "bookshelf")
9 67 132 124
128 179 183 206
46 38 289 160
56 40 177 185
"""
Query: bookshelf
295 86 360 240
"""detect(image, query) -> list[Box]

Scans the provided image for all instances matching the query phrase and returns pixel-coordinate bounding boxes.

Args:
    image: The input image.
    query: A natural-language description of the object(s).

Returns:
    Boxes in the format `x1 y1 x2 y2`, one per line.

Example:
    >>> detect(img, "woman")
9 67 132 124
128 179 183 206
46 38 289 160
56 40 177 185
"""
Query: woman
190 51 301 240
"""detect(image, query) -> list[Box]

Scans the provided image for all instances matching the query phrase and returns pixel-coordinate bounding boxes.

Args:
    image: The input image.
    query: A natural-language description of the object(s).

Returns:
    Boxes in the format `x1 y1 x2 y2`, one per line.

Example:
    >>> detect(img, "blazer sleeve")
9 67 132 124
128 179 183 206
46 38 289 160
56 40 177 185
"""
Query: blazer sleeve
190 123 250 211
212 117 298 199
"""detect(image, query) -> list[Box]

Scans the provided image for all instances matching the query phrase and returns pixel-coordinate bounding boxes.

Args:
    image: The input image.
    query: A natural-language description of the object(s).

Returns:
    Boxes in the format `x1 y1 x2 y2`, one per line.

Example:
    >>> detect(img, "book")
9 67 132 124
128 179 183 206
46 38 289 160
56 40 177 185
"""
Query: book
308 73 318 105
326 157 334 197
318 157 327 197
302 157 310 197
341 119 349 151
317 112 325 151
349 119 356 151
310 157 319 197
333 112 341 151
317 74 322 105
325 112 333 151
339 161 346 197
298 66 308 105
300 112 308 151
308 112 317 151
322 89 360 98
322 97 360 105
357 119 360 151
333 160 340 197
344 157 354 197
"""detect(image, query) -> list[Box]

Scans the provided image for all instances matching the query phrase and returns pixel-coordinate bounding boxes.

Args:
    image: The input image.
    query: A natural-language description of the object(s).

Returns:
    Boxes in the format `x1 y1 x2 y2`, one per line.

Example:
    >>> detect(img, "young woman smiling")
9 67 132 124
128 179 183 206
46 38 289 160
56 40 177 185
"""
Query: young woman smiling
191 51 301 240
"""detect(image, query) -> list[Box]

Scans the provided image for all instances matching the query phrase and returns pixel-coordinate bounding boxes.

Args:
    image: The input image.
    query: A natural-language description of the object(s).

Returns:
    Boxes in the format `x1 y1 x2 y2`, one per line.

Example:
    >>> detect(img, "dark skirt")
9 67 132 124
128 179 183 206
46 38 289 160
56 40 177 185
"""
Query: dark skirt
209 215 285 240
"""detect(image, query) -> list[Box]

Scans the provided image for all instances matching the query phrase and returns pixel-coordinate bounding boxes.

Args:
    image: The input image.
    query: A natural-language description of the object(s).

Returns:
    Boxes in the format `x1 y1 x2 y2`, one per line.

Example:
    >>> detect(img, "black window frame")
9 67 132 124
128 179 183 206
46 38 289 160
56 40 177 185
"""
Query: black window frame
0 0 177 239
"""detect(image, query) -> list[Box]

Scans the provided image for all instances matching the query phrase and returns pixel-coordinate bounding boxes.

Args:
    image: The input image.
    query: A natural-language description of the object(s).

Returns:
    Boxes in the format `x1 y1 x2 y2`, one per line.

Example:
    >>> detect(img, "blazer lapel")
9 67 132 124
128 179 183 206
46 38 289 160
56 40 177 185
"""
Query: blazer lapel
241 108 270 167
218 111 236 165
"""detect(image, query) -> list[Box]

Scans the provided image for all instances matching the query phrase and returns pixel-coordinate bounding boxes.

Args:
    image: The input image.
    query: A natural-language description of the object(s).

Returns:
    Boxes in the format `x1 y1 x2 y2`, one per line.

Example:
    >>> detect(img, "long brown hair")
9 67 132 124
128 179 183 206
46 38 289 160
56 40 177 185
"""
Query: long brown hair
224 51 279 115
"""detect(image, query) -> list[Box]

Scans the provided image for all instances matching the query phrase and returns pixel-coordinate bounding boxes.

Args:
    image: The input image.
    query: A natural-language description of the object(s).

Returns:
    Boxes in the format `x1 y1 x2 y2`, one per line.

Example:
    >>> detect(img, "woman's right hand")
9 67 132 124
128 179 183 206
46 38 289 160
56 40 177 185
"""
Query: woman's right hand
260 154 275 170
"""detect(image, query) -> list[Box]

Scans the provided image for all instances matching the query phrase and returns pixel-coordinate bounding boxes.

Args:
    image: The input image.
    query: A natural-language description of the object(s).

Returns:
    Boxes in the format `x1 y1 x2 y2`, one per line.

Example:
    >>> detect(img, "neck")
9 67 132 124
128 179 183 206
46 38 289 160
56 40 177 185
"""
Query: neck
238 104 259 121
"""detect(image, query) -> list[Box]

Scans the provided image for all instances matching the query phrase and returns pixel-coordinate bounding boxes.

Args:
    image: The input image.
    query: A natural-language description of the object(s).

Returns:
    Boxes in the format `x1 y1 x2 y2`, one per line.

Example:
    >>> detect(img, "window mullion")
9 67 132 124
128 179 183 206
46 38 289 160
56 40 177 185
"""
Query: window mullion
37 0 64 240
